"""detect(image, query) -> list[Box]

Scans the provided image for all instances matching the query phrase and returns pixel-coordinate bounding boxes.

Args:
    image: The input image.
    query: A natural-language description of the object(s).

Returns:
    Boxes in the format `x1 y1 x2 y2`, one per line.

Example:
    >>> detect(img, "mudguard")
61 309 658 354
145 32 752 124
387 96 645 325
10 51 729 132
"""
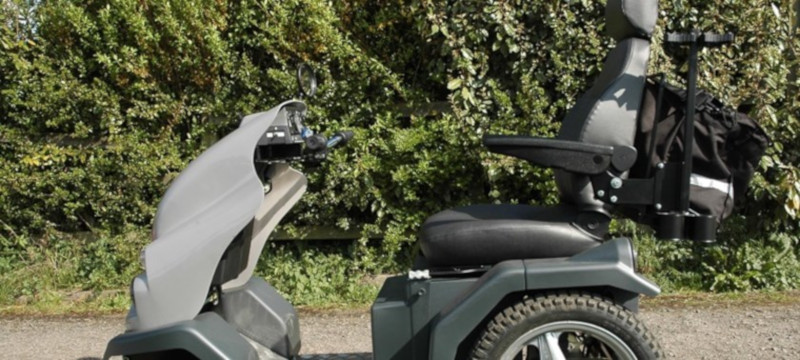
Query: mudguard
130 101 308 331
104 312 259 360
428 237 659 360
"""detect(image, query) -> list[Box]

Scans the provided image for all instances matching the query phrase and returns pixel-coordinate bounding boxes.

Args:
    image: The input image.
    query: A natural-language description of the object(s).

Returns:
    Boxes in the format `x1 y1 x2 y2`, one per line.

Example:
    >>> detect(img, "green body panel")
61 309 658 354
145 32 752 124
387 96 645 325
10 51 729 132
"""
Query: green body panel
371 237 660 360
523 236 660 298
103 312 258 360
371 275 478 360
427 260 527 360
371 276 414 359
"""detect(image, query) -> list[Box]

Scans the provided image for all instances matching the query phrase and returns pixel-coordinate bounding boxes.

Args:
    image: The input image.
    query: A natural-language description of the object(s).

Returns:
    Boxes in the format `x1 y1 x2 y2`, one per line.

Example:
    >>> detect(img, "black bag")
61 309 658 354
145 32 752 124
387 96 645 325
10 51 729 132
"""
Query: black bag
632 75 770 221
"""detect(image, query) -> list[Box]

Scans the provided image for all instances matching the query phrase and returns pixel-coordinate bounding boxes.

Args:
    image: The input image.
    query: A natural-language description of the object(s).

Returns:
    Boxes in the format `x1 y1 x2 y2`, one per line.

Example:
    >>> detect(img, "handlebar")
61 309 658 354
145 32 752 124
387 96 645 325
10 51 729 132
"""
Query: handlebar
666 31 734 47
302 130 354 162
326 131 354 149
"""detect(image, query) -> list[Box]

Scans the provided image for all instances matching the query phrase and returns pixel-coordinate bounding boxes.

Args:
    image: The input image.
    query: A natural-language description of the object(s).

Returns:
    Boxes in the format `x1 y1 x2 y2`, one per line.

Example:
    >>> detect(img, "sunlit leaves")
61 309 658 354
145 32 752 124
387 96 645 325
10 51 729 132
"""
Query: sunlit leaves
1 0 799 293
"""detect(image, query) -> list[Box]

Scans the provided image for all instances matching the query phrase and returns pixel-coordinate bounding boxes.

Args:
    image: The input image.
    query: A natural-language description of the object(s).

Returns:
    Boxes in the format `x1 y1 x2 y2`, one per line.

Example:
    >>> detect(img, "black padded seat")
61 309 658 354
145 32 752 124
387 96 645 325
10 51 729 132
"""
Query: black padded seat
418 0 657 269
419 204 603 267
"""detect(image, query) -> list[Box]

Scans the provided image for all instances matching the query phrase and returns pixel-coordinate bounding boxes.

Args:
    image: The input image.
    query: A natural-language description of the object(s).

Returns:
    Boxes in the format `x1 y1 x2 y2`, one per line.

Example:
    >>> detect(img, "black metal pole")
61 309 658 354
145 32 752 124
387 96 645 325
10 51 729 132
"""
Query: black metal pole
679 31 700 213
666 30 734 214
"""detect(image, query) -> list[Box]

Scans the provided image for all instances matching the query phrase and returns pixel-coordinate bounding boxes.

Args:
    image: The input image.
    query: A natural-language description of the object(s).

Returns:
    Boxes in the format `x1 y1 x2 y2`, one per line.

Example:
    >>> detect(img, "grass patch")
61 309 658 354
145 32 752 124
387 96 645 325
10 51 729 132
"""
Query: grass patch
641 289 800 309
1 230 384 315
2 227 798 316
0 289 129 316
3 284 799 317
0 229 148 311
254 240 385 307
0 236 383 316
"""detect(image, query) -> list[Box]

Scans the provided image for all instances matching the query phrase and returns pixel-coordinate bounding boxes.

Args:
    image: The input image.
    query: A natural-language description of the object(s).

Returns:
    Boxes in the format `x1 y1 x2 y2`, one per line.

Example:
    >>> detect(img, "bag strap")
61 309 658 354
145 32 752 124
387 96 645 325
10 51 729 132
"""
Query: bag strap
644 73 667 178
648 75 716 112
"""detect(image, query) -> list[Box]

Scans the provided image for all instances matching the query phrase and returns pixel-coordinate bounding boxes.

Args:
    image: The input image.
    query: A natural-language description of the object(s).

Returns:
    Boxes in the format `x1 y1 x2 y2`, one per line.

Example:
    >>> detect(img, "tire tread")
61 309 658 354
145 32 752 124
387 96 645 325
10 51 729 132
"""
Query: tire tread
469 291 664 359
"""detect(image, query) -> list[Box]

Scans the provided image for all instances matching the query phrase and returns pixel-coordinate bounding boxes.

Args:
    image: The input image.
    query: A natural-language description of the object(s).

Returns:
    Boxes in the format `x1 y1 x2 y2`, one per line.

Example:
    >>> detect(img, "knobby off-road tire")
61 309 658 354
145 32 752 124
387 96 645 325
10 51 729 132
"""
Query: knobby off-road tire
469 292 664 359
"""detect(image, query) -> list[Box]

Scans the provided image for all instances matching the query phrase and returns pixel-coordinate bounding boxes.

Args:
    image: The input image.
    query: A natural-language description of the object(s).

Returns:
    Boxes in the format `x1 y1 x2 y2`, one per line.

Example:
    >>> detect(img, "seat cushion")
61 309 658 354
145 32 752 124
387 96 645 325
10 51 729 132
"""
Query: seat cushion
419 204 602 267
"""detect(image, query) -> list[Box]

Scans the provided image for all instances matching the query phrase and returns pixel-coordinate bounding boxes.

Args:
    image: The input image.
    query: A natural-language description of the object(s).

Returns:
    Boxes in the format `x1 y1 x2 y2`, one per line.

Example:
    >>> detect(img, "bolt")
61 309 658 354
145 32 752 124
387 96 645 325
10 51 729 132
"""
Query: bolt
610 195 618 203
610 177 623 189
597 190 605 197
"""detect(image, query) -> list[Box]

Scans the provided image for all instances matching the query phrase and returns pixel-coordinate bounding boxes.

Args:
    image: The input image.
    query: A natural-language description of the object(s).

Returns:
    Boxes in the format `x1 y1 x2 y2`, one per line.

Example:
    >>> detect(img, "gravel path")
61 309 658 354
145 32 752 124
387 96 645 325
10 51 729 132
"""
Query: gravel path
1 303 798 359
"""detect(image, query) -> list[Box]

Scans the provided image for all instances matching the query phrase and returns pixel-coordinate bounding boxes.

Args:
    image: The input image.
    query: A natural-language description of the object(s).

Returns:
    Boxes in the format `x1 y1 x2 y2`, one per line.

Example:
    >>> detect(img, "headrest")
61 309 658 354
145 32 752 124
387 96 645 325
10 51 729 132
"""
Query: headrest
606 0 658 41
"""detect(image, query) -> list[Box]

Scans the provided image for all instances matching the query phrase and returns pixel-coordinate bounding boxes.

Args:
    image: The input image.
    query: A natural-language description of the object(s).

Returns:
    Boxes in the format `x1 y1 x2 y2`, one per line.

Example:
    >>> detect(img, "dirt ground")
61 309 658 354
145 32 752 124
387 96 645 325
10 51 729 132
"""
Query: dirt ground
1 301 798 359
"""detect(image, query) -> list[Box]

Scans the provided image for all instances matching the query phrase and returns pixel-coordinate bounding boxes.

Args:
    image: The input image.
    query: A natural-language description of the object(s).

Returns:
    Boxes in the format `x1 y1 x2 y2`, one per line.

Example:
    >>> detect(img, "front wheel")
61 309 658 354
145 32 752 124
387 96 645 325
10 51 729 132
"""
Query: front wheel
469 292 663 359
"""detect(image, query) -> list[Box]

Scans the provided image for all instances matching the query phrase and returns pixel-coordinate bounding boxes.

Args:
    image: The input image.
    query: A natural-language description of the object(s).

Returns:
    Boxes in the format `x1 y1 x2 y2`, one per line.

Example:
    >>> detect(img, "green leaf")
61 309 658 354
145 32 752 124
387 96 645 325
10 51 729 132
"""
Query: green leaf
446 77 462 90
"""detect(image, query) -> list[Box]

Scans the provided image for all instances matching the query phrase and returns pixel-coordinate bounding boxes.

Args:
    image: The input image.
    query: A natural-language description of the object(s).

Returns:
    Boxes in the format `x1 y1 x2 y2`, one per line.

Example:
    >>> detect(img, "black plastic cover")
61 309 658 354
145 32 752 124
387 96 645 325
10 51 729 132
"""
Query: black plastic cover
216 278 301 358
212 221 254 286
104 312 258 360
483 135 615 174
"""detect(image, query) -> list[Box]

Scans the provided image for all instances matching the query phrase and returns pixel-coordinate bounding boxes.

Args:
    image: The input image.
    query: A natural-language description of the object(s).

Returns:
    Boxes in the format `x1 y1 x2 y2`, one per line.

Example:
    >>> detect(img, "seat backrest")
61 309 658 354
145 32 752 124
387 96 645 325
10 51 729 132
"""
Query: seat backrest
555 0 658 214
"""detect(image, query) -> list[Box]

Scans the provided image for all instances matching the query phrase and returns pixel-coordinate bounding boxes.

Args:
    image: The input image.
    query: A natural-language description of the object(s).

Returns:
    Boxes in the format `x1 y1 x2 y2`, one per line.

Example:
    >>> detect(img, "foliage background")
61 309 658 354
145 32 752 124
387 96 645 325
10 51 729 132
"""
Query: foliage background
1 0 799 308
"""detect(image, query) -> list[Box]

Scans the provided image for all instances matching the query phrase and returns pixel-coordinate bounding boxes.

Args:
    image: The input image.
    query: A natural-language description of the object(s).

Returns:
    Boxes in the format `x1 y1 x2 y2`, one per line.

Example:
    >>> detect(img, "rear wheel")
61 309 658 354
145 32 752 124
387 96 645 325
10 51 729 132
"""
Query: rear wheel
469 292 663 359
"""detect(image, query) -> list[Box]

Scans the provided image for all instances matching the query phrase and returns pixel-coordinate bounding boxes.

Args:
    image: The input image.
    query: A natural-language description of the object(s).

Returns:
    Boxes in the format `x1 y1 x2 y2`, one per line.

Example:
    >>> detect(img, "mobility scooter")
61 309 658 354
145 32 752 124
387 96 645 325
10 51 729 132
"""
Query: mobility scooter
105 0 745 358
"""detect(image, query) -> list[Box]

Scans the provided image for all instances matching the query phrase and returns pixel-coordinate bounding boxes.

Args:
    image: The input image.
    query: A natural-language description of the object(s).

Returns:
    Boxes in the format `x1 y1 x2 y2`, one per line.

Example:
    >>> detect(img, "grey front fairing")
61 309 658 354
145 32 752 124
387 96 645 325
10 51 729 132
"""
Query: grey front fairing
130 101 308 331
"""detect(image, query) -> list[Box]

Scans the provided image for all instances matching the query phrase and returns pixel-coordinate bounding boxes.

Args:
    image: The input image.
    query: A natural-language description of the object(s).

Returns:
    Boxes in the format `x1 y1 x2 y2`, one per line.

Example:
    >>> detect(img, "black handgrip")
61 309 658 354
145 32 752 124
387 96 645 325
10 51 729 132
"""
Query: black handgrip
326 130 354 149
702 32 734 46
666 32 698 44
666 31 734 46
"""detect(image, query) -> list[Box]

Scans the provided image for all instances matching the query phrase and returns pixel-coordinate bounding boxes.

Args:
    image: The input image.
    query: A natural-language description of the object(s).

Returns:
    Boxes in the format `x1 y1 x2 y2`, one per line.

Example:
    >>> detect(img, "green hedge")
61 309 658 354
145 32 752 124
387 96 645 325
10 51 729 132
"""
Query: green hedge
1 0 799 305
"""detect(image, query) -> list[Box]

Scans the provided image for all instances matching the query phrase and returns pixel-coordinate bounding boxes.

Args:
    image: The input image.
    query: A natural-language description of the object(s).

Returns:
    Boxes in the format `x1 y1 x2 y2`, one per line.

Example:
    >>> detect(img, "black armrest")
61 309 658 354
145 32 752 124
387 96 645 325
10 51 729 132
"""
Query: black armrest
483 135 637 174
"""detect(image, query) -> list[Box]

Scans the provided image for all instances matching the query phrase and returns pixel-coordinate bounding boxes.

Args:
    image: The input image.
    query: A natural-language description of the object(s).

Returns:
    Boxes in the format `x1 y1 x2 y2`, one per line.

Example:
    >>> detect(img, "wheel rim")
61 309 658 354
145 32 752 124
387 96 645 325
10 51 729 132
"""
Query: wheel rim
499 320 638 360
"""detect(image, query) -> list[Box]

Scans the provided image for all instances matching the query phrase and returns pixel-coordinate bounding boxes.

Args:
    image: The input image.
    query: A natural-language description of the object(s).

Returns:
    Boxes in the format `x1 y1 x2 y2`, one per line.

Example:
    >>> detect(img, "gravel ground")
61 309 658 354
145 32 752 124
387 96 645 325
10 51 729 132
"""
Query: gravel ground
1 302 798 359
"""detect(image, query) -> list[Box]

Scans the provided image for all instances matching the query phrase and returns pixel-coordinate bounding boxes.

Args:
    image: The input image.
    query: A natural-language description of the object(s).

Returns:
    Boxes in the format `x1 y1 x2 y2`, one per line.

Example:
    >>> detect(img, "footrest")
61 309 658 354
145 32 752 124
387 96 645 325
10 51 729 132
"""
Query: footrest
297 354 373 360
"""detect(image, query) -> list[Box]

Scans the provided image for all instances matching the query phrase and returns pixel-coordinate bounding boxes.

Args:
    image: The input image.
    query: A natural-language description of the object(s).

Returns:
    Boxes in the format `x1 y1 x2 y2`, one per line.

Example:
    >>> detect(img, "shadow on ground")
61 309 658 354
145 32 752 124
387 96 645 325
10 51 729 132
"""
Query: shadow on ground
299 354 373 360
76 353 373 360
